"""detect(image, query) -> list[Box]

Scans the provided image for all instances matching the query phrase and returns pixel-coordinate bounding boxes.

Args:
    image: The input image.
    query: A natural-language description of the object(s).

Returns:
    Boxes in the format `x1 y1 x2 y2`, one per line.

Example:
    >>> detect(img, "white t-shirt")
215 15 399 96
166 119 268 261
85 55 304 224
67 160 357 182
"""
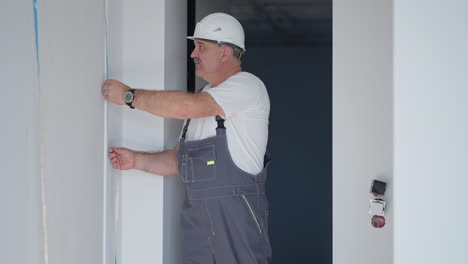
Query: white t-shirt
180 71 270 175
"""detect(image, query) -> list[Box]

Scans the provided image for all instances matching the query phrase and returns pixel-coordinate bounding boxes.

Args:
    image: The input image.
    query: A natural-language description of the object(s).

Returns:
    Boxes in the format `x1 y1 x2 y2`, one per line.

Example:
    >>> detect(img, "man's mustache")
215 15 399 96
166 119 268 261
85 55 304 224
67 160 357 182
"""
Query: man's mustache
194 58 201 64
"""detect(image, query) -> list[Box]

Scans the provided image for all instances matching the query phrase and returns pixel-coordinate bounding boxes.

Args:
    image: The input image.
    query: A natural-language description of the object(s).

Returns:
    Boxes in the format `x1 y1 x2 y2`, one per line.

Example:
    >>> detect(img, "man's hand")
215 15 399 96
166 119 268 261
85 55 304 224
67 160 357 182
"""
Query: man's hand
102 79 129 105
108 147 136 170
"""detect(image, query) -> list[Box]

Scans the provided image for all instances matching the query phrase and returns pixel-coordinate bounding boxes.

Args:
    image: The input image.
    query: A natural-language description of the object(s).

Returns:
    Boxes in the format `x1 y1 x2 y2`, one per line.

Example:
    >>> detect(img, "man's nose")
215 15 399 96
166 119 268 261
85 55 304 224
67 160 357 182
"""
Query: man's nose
190 47 198 58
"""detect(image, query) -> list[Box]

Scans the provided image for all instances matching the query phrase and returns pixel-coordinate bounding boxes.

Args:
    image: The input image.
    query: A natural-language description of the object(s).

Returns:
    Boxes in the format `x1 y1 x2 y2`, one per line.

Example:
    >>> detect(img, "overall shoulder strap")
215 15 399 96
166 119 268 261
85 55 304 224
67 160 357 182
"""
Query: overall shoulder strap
180 119 191 142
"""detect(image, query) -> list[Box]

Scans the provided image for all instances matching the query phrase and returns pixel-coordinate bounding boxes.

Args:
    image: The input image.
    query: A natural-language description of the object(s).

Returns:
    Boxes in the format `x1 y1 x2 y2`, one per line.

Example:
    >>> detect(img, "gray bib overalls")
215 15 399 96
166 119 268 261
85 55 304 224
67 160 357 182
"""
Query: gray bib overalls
176 116 272 264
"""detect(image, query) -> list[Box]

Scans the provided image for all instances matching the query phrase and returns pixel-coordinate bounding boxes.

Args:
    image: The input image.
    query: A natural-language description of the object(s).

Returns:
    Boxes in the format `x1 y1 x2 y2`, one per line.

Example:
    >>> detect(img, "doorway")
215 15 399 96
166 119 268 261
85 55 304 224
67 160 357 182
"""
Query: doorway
188 1 332 262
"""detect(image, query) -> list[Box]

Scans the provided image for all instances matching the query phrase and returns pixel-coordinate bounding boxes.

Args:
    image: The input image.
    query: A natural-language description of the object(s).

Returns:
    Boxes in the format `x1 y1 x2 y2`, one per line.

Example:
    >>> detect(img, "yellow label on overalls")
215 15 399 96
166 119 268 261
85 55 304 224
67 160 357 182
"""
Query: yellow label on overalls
207 161 215 165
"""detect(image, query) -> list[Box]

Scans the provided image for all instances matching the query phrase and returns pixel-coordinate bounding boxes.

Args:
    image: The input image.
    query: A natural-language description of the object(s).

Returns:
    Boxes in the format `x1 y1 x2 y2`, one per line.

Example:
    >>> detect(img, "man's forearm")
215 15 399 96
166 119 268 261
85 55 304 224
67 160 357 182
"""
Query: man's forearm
131 89 224 119
103 79 223 118
133 90 194 119
134 149 179 176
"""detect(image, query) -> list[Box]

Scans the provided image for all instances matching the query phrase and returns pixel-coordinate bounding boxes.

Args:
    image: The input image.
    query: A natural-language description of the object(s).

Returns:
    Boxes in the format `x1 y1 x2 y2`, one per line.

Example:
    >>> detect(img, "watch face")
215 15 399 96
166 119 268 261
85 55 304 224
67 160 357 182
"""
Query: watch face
124 91 133 103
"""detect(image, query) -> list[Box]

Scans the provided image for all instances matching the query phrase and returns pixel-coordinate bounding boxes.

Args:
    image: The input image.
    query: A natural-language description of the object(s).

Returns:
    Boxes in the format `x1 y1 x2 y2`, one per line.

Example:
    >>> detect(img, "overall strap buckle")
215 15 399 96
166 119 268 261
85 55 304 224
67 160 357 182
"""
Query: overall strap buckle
216 115 225 129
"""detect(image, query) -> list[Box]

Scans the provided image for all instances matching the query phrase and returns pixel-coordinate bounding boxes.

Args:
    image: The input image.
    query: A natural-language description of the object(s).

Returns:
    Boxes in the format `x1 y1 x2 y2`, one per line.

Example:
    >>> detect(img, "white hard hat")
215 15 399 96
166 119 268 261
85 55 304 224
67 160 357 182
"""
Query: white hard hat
187 13 245 51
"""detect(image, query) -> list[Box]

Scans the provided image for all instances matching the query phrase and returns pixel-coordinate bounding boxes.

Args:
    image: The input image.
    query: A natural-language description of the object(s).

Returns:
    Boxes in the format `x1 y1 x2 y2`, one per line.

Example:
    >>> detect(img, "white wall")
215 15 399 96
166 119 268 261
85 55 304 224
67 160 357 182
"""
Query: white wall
333 1 393 264
4 1 186 264
107 0 185 263
2 1 108 263
2 0 111 263
4 1 112 263
37 0 106 263
107 0 165 263
1 1 43 264
336 1 468 264
394 1 468 263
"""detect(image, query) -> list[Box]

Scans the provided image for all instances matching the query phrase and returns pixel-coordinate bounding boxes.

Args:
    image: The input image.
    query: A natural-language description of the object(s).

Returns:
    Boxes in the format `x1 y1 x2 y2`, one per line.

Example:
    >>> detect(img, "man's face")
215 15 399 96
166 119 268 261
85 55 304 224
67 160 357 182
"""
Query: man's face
190 39 223 80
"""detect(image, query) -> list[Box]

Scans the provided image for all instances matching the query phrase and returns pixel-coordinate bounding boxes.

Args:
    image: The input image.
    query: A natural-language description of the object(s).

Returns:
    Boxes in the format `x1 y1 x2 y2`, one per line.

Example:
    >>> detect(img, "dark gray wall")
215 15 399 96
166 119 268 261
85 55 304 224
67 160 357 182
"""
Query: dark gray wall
243 47 332 263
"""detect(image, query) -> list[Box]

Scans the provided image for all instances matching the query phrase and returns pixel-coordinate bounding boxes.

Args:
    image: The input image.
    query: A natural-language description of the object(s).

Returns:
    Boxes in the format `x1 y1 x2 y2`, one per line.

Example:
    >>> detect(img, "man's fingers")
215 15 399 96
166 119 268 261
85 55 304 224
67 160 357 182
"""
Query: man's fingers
102 83 110 93
109 147 123 154
108 147 118 159
114 147 127 154
112 161 119 169
108 147 130 169
110 155 120 169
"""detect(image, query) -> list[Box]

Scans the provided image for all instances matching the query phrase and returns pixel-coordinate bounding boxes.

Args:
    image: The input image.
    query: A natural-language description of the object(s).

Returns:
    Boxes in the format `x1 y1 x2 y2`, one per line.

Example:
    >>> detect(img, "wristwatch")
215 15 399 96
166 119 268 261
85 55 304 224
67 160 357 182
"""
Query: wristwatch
123 89 135 109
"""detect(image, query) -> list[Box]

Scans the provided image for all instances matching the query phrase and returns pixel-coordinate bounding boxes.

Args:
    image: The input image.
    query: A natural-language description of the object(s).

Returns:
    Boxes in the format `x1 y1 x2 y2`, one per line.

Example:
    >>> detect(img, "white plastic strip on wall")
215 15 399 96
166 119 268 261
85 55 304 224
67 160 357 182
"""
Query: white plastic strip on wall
103 0 109 262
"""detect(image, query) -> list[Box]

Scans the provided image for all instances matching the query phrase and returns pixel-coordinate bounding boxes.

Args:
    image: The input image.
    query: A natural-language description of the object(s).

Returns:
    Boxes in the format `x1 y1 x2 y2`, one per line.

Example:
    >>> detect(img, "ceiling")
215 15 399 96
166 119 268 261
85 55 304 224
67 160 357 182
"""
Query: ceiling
227 0 332 47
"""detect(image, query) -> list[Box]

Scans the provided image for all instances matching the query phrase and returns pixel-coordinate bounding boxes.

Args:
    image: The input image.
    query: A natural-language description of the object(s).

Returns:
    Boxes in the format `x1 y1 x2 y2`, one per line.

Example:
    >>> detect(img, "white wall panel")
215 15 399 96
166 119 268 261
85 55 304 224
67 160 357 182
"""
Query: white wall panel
108 0 169 263
394 1 468 263
333 1 393 264
1 1 42 264
36 0 106 263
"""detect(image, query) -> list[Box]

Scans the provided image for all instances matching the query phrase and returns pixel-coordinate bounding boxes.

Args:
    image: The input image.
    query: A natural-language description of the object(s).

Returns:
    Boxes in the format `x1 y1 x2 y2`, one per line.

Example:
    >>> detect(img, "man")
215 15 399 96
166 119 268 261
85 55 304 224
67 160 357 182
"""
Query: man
103 13 271 264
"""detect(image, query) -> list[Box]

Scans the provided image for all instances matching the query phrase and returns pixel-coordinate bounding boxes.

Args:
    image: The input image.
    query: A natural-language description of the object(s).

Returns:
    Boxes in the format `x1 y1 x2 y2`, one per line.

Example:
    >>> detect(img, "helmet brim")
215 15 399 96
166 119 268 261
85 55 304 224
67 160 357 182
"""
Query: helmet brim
186 36 245 51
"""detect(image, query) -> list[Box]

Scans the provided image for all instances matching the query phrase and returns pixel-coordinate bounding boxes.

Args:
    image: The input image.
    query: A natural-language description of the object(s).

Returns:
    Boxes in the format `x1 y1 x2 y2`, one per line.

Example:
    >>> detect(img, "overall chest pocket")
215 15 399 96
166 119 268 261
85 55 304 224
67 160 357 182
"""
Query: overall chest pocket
182 144 217 183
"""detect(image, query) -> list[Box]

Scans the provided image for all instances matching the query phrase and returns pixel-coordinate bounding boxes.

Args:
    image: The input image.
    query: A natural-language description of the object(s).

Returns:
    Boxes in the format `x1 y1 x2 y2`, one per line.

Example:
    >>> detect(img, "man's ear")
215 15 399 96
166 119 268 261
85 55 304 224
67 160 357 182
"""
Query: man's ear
221 46 232 62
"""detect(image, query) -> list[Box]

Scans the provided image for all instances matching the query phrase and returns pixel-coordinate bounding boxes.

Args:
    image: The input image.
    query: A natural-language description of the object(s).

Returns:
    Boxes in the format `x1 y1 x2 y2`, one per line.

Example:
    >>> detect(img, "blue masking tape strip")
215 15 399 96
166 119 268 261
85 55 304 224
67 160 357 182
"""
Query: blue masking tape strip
33 0 40 71
33 3 49 264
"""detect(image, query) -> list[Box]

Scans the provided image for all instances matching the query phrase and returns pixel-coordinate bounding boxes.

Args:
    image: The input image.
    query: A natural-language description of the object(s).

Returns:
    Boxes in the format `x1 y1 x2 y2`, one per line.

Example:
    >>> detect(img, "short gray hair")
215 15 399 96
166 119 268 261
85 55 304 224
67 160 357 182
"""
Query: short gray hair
220 42 244 62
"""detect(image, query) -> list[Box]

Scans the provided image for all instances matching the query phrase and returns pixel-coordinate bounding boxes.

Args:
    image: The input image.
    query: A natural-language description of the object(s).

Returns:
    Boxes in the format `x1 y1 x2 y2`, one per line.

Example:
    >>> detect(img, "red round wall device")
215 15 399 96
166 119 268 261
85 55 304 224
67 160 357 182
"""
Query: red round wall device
371 215 386 228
